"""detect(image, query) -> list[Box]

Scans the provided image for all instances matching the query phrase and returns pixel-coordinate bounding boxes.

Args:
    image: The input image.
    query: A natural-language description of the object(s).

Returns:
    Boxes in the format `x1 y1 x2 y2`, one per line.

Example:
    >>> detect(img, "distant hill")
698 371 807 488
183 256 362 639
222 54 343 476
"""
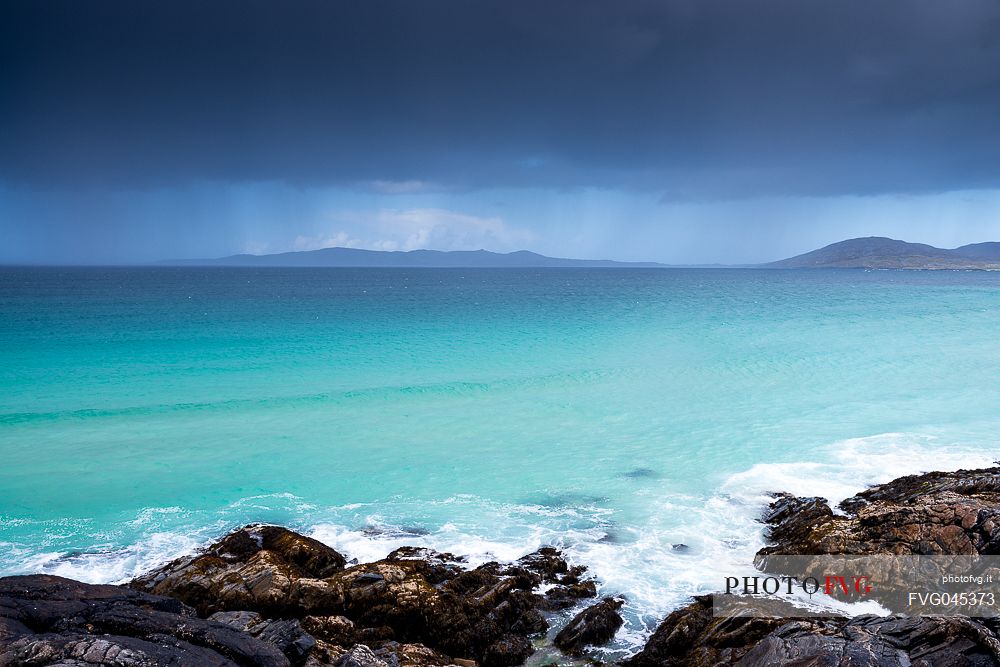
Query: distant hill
765 237 1000 269
163 247 666 268
952 241 1000 261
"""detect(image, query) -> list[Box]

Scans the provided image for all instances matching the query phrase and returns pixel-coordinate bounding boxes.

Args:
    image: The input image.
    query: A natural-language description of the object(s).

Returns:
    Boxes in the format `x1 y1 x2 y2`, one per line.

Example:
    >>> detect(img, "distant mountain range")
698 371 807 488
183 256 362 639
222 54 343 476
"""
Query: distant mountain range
164 247 666 268
163 237 1000 270
765 237 1000 269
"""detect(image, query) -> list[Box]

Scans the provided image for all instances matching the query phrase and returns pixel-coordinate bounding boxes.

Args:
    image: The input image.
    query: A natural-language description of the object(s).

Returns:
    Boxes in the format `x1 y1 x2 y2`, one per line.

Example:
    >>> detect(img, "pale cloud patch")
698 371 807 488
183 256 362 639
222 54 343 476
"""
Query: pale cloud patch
292 231 364 251
312 207 535 252
364 180 444 195
240 240 272 255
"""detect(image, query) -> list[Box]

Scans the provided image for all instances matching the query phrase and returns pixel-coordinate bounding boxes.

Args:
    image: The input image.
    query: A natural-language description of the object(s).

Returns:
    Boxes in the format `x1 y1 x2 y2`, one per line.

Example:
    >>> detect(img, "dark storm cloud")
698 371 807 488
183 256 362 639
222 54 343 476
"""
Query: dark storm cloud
3 0 1000 197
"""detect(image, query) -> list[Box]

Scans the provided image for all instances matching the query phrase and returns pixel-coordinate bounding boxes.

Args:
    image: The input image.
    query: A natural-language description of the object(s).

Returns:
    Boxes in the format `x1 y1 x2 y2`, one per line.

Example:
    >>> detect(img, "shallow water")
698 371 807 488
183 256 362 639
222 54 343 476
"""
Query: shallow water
2 266 999 655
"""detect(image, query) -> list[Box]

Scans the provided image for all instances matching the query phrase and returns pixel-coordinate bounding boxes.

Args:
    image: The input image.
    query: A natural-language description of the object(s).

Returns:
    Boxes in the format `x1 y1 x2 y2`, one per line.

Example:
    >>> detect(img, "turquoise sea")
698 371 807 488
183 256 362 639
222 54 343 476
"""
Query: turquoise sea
2 266 999 654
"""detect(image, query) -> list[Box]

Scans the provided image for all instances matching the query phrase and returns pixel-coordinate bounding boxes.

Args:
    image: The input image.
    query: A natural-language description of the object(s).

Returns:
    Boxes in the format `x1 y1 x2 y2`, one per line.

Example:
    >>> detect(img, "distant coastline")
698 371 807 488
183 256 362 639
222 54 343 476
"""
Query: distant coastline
160 247 668 269
762 236 1000 270
159 236 1000 270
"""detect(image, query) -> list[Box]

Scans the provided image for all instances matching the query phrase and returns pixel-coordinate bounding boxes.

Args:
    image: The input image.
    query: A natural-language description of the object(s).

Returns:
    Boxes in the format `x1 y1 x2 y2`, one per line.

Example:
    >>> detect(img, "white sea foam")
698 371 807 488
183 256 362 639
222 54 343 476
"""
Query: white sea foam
310 520 548 567
15 530 206 584
721 433 996 508
1 433 995 657
305 433 997 655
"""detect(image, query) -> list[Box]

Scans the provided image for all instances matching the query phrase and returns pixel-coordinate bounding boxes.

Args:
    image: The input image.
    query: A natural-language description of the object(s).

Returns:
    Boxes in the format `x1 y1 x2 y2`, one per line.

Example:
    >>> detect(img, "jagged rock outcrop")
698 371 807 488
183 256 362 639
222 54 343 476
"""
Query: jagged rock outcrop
759 467 1000 556
553 596 624 655
0 574 291 666
210 611 316 665
127 525 599 666
333 644 391 667
0 526 607 666
627 467 1000 666
131 524 348 617
623 595 1000 667
477 634 533 667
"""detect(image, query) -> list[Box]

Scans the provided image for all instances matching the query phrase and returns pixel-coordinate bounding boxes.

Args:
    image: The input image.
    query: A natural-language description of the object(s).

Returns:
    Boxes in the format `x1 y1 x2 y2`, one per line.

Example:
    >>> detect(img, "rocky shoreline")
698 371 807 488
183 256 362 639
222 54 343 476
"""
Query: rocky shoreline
3 466 1000 666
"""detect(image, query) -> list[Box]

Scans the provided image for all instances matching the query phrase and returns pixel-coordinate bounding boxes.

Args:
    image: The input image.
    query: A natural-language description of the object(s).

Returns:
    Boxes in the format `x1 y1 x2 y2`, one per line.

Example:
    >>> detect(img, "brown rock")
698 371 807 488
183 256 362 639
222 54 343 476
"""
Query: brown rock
759 467 1000 557
303 615 358 646
479 634 533 667
131 530 592 667
373 641 458 666
131 524 347 617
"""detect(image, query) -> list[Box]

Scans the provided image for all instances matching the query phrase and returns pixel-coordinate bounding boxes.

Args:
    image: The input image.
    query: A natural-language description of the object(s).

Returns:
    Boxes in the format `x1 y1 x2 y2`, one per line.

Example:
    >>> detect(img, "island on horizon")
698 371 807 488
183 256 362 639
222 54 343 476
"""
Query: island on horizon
161 236 1000 270
161 247 670 268
764 236 1000 270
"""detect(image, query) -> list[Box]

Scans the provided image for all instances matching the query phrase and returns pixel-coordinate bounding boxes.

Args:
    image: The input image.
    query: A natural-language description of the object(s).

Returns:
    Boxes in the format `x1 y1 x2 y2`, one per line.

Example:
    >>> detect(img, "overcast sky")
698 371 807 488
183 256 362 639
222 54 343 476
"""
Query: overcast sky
3 0 1000 264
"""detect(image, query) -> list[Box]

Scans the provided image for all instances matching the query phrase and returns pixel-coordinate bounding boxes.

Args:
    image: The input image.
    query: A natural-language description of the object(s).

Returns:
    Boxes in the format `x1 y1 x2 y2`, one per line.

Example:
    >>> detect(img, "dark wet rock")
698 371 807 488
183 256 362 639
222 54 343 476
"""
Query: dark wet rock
670 544 690 553
127 530 595 666
758 493 837 555
553 597 624 655
510 607 548 636
755 615 1000 665
504 548 598 612
210 609 268 632
1 633 242 666
326 641 460 667
372 641 459 667
479 634 533 667
559 564 588 585
323 558 473 652
131 524 348 616
304 640 350 667
210 611 316 665
624 595 1000 667
841 467 1000 513
302 614 359 646
352 572 386 587
358 626 398 644
539 580 598 611
622 595 826 667
759 467 1000 556
0 571 483 666
258 620 316 665
0 574 290 666
307 547 579 663
334 644 391 667
0 617 30 642
513 547 569 583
